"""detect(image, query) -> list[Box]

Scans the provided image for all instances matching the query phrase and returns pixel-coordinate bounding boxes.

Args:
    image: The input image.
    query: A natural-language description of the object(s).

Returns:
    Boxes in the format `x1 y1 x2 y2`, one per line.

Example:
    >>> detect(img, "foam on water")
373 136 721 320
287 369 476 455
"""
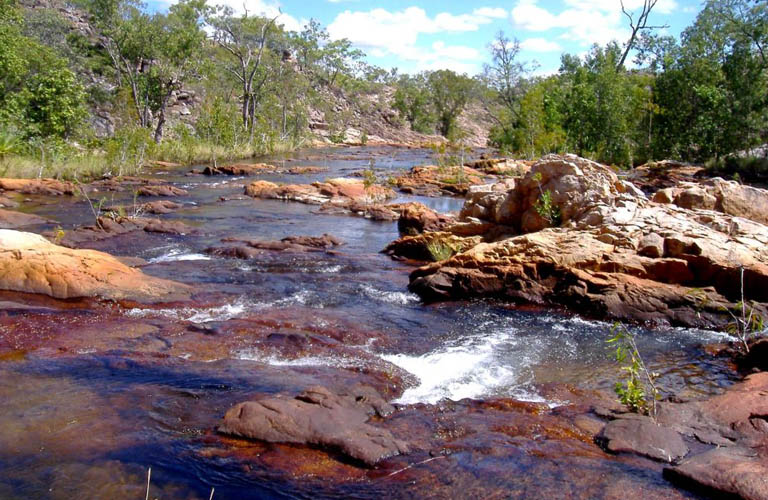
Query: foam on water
360 284 419 306
125 299 248 322
379 325 539 404
236 350 365 369
148 248 211 263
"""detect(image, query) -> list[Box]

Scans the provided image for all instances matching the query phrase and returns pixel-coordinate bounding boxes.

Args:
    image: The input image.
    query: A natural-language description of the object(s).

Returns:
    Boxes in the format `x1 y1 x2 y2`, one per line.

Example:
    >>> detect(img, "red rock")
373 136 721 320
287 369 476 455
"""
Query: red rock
597 417 688 463
0 208 49 229
136 184 188 197
203 163 276 176
0 178 75 196
219 385 409 466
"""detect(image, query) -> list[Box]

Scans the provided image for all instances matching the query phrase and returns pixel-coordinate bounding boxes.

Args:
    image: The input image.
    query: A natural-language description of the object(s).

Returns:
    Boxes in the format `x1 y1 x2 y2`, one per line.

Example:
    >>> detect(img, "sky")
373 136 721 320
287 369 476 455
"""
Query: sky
149 0 706 75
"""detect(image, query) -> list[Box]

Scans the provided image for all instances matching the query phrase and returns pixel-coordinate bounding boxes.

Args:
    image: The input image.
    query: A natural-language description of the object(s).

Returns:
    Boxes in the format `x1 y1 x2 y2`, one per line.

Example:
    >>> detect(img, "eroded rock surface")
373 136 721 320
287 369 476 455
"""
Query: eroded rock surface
392 154 768 328
203 163 276 176
0 208 49 229
245 178 396 206
0 229 190 301
653 178 768 225
219 385 409 466
395 165 486 196
53 216 195 247
207 234 344 258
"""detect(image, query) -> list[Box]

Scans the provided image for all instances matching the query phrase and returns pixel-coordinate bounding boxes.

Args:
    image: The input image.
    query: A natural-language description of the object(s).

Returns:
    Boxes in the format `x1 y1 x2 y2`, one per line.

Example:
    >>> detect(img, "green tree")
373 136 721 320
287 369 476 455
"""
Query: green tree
426 69 476 138
393 73 434 133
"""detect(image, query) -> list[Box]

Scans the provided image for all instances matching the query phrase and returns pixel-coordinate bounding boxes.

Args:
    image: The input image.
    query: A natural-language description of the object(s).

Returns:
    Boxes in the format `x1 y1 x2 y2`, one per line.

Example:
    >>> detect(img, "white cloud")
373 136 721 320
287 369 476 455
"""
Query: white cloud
511 0 675 47
209 0 306 32
326 6 507 74
520 37 561 52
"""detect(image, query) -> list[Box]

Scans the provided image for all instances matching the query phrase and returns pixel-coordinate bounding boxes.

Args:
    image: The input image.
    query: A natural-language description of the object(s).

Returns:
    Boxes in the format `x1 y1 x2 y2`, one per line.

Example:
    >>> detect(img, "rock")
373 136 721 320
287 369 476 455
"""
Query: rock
396 154 768 328
218 386 408 466
53 216 195 247
664 447 768 500
653 178 768 226
136 184 188 197
464 158 531 176
141 200 183 215
397 202 453 235
0 195 18 208
0 229 190 301
0 208 49 229
597 417 688 463
203 163 276 176
208 234 344 258
0 178 76 196
395 165 486 196
638 233 664 258
384 232 482 262
245 178 396 208
628 161 705 194
284 166 328 175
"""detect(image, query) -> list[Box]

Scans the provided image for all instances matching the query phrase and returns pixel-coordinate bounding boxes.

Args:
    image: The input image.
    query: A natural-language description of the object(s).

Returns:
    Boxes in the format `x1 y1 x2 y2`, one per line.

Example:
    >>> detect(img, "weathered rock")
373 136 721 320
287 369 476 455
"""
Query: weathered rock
54 216 195 247
0 229 190 301
664 447 768 500
395 165 486 196
203 163 276 176
284 166 328 175
464 158 531 176
656 178 768 226
0 208 49 229
398 154 768 328
397 202 453 235
219 386 408 466
597 417 688 463
384 232 481 262
245 178 396 206
136 184 188 197
0 178 76 196
209 234 345 258
628 160 705 194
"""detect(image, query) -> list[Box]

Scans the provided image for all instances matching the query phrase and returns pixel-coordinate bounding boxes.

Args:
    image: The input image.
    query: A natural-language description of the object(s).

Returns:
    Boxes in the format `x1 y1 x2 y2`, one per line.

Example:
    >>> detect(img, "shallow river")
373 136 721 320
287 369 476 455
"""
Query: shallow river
0 146 737 499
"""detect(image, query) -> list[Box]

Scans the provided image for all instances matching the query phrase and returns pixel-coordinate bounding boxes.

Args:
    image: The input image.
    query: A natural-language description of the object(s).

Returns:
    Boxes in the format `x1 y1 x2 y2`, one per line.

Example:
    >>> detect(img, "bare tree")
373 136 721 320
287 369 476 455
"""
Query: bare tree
617 0 668 71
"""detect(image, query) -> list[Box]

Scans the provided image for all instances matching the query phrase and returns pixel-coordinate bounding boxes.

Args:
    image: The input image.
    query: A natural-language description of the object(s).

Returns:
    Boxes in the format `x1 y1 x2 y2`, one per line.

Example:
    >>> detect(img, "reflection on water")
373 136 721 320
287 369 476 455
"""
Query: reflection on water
0 146 738 499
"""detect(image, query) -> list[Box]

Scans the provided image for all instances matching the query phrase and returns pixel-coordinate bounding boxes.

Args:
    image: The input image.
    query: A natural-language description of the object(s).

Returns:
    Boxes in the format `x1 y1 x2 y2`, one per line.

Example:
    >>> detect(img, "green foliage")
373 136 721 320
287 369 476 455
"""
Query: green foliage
531 172 562 226
607 323 661 418
724 267 767 353
426 70 476 138
426 239 456 262
393 73 435 133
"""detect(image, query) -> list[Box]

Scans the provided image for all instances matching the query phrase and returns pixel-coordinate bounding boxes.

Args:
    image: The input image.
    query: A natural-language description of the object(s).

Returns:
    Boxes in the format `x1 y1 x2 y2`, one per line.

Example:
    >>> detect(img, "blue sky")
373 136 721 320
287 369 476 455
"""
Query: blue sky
150 0 705 75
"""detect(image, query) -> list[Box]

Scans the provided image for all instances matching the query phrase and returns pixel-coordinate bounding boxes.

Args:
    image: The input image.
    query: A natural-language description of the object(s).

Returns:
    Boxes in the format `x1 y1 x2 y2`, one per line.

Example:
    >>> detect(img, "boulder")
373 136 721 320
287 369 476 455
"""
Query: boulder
53 216 195 248
397 202 453 235
203 163 276 176
0 229 190 301
209 234 345 258
0 178 76 196
219 385 408 466
136 184 188 197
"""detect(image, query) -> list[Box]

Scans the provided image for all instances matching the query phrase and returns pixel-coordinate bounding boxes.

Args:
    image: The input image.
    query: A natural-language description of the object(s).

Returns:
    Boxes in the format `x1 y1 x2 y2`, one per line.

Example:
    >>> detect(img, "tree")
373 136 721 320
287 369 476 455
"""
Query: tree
393 73 433 133
207 7 279 142
426 69 476 138
617 0 668 70
482 31 532 140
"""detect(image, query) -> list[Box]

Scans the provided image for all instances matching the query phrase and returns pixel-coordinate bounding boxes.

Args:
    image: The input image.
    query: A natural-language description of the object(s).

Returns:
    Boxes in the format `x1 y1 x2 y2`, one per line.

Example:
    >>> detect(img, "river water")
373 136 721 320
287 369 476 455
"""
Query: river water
0 146 736 499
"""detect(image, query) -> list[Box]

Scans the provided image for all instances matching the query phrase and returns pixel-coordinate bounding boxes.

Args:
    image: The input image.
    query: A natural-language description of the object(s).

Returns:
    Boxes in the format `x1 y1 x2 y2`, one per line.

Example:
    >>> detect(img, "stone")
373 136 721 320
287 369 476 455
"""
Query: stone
136 184 188 197
0 209 49 229
597 417 688 463
397 202 452 234
219 386 408 466
0 178 76 196
638 233 665 258
203 163 276 176
0 229 191 301
395 165 486 196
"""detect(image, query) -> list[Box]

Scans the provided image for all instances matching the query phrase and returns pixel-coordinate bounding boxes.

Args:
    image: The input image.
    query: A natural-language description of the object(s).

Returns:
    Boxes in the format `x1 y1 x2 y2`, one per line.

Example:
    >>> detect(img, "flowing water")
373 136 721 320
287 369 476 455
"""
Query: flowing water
0 146 737 499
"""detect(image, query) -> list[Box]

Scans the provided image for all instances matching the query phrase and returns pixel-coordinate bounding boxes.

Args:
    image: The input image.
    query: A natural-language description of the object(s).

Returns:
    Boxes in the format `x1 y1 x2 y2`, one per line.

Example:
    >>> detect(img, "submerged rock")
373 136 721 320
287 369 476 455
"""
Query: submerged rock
597 417 688 463
0 229 191 301
0 208 49 229
208 234 345 258
203 163 277 176
219 385 409 466
53 216 195 247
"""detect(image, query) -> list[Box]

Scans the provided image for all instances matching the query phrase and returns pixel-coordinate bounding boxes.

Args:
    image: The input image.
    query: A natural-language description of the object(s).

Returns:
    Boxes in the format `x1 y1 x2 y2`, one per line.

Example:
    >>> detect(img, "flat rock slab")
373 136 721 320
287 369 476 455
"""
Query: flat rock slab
0 209 49 229
665 447 768 500
598 417 688 463
219 386 408 466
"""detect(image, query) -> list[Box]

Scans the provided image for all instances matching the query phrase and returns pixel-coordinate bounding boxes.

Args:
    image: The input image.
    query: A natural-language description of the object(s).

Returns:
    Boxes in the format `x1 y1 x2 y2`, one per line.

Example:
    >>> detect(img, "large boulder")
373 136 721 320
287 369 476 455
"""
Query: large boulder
0 208 49 229
219 385 409 466
395 165 486 196
245 178 396 206
0 229 191 301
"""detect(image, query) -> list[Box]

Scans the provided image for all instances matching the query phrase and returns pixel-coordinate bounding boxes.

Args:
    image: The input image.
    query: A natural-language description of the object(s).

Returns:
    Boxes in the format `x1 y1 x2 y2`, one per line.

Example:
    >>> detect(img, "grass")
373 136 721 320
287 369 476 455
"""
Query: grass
426 239 456 262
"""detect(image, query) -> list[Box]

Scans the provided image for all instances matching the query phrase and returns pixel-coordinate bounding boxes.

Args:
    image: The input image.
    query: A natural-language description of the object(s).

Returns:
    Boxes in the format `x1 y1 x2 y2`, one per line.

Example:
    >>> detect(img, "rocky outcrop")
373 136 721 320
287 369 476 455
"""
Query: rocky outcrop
653 178 768 226
245 178 396 206
0 208 49 229
397 202 453 235
465 158 532 176
395 165 486 196
136 184 188 197
628 160 705 194
207 234 344 258
0 229 190 301
219 385 409 466
203 163 276 176
54 216 195 247
0 178 76 196
394 154 768 328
